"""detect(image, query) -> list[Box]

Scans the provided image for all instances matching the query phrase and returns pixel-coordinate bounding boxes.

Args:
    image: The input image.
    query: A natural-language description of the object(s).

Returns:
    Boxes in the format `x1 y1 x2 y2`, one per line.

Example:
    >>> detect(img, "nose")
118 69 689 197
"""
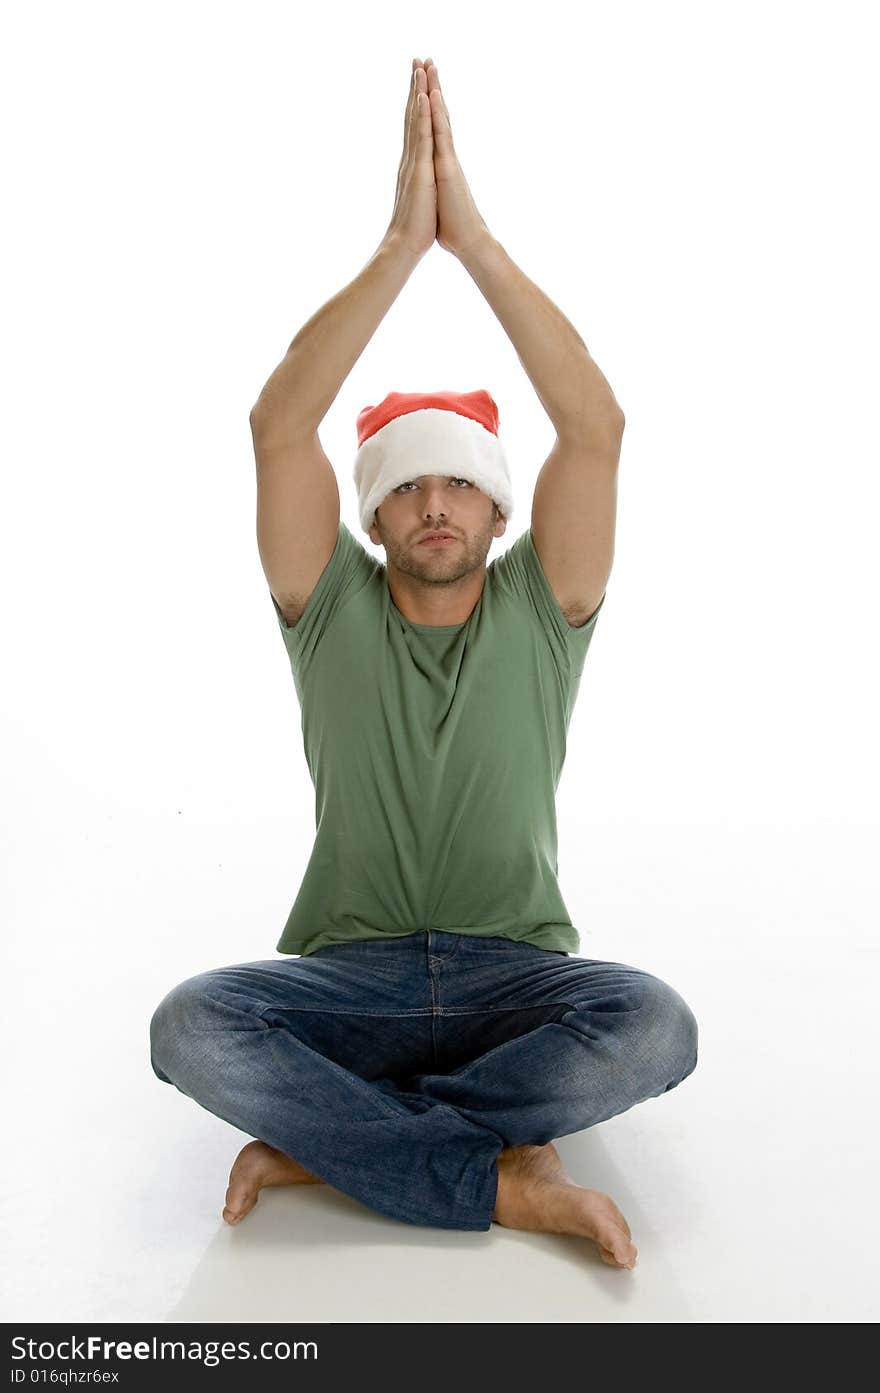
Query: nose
421 483 451 518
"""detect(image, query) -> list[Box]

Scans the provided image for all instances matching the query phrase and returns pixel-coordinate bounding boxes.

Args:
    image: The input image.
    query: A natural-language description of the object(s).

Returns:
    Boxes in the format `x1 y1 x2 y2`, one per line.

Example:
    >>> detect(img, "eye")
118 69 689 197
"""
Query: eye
394 478 473 493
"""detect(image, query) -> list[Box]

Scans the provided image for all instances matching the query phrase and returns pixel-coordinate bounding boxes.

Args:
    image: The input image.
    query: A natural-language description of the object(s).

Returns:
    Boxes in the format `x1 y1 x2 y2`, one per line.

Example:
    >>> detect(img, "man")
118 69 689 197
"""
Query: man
149 58 698 1273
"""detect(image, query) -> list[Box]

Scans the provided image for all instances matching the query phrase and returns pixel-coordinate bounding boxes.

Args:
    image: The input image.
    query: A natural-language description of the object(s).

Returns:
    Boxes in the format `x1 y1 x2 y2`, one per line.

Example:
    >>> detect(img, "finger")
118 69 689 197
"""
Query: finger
411 65 428 137
428 85 454 159
401 63 420 169
424 62 452 135
415 83 434 162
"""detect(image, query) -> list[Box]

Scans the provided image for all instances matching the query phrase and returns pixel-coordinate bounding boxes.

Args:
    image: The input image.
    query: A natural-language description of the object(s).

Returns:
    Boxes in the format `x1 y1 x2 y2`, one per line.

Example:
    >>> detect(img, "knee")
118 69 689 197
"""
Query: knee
638 975 699 1089
148 976 212 1084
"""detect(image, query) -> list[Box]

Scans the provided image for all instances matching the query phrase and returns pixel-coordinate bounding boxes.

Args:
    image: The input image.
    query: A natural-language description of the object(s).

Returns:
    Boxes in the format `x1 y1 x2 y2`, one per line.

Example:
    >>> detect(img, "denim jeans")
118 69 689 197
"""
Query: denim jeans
149 930 698 1231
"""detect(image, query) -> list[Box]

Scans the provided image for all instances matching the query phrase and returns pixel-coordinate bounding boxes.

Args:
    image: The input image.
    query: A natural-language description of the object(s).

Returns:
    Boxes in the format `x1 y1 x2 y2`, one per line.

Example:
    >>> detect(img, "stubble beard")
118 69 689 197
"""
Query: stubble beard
380 514 496 588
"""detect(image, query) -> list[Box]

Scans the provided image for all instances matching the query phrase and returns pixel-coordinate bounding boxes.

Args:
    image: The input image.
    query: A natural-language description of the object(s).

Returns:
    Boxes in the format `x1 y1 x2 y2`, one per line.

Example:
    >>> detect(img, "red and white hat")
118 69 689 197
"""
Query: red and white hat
353 389 514 535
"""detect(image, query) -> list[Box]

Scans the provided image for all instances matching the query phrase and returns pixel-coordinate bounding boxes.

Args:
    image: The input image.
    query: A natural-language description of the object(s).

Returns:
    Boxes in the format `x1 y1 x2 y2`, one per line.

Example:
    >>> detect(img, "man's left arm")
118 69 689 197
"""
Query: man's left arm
422 57 623 626
459 232 624 628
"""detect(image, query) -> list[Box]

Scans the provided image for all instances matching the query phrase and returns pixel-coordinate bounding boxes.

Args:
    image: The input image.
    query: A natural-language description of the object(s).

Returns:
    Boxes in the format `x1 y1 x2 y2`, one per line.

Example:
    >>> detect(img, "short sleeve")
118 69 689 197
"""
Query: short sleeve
269 521 378 673
492 527 605 673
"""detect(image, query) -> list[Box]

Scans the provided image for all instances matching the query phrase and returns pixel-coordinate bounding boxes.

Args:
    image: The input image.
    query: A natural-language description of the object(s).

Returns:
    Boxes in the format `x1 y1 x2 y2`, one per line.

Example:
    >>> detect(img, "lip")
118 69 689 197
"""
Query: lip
418 534 458 545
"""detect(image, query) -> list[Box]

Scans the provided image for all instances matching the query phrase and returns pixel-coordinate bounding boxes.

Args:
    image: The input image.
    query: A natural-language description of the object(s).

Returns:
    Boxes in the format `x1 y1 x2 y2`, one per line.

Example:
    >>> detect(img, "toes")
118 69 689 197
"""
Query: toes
223 1203 251 1225
599 1242 638 1269
223 1189 257 1225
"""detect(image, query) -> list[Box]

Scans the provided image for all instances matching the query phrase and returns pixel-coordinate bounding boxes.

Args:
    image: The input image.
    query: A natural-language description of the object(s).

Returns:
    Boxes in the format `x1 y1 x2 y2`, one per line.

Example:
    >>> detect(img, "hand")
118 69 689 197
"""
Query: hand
385 58 438 259
424 59 492 260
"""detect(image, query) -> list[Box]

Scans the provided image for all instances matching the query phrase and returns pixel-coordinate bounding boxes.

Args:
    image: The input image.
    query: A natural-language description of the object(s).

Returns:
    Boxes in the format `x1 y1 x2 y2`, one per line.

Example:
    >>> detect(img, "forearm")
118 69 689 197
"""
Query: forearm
458 233 624 441
250 233 423 437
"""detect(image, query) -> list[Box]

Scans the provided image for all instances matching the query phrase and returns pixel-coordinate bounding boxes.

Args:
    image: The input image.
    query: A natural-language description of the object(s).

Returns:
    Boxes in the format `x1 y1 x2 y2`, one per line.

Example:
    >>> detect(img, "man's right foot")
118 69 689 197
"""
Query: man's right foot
223 1139 324 1226
492 1143 639 1269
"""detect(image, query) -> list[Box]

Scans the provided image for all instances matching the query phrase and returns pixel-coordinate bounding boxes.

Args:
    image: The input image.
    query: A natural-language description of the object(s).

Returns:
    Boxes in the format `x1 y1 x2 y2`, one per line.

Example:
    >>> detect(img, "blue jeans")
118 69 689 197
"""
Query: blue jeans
149 930 698 1231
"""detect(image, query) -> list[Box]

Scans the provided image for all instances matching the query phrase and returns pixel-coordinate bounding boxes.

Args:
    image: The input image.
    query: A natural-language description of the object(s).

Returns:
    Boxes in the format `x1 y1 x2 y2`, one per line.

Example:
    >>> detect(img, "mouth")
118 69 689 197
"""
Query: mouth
418 532 458 545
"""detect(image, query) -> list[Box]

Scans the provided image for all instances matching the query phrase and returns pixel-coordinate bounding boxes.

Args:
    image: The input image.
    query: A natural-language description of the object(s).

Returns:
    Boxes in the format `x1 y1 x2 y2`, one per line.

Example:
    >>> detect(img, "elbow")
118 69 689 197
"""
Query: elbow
594 403 626 450
605 405 625 447
592 397 625 439
249 399 278 441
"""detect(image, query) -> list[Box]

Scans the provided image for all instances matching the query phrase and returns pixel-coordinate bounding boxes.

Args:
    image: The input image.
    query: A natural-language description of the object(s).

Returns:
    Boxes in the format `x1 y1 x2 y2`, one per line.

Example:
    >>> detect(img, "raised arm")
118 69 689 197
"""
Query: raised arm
460 230 624 628
250 59 438 624
425 59 624 627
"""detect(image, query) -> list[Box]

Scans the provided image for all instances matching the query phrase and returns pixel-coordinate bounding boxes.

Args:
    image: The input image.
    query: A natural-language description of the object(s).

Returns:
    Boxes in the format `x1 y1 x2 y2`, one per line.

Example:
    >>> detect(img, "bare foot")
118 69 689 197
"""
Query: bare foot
492 1143 638 1270
223 1139 325 1226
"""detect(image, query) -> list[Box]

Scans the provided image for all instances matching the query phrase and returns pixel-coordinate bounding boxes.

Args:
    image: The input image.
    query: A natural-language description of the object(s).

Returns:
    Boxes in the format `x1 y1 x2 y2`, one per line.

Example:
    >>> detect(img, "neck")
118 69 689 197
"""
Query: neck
385 565 487 626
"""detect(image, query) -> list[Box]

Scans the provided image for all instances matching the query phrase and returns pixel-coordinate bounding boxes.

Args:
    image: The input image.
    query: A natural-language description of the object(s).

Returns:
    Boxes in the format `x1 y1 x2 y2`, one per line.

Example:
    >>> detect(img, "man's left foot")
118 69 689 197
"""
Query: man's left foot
493 1142 639 1269
223 1139 324 1226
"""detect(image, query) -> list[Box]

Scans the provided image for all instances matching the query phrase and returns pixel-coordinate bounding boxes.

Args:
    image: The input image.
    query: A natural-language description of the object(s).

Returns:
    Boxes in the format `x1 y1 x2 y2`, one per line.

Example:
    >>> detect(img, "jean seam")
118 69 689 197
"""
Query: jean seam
256 1005 435 1020
439 1002 577 1015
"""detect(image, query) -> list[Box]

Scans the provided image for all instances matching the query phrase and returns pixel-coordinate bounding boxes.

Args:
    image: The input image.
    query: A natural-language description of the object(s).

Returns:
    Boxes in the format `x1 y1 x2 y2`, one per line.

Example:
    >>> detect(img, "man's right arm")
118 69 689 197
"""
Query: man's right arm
250 232 424 624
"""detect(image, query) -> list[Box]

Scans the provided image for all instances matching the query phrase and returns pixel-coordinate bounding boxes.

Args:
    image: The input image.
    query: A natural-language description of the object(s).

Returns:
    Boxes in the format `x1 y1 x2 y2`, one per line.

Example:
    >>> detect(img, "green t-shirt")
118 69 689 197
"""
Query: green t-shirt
270 522 605 956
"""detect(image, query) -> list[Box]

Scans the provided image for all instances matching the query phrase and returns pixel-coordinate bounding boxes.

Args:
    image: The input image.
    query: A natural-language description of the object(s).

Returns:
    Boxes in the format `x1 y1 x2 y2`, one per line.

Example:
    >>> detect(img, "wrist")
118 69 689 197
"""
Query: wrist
456 228 501 272
380 229 430 271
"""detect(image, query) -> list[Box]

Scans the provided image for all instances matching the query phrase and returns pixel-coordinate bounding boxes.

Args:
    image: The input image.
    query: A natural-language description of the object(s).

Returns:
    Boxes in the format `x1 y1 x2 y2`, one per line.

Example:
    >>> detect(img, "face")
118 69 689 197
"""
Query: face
368 474 507 583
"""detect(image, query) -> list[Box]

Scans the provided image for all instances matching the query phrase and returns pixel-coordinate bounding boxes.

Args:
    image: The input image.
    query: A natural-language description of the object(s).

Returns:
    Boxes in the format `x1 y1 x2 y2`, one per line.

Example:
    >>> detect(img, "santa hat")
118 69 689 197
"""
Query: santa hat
353 389 514 535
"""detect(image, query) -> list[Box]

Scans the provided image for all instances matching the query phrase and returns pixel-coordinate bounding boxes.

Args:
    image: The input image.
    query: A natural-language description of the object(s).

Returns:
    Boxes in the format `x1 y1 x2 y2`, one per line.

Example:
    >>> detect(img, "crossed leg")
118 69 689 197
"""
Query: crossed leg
154 952 698 1270
222 1135 638 1268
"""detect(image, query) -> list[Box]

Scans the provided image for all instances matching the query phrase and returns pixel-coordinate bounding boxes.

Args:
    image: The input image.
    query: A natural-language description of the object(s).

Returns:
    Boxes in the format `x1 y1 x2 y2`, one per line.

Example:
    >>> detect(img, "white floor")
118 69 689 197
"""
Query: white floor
2 809 877 1323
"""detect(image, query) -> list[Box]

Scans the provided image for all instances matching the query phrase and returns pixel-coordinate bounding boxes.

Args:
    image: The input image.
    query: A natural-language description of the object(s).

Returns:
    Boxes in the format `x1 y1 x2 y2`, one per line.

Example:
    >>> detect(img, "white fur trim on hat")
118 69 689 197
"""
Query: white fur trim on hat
354 407 514 535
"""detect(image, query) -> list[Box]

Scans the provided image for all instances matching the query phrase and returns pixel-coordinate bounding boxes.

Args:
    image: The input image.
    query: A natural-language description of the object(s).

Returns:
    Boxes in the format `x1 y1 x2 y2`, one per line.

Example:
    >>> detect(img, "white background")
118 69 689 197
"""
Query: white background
2 0 878 1324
